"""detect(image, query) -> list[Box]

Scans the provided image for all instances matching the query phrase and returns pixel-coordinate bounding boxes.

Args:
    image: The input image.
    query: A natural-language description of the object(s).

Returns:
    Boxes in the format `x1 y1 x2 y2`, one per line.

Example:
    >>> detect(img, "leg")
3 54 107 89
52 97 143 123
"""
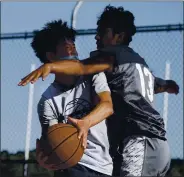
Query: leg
117 136 171 176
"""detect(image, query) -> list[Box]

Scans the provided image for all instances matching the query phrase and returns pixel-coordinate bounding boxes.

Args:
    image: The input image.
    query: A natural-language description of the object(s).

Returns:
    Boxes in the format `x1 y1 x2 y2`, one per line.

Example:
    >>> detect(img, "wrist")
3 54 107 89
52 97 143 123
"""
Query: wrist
46 63 54 73
82 118 92 128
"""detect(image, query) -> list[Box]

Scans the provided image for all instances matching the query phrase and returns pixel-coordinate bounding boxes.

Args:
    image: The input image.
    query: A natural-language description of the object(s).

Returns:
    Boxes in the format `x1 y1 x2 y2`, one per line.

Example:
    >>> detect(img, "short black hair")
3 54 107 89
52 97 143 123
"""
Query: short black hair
31 20 76 63
97 5 136 44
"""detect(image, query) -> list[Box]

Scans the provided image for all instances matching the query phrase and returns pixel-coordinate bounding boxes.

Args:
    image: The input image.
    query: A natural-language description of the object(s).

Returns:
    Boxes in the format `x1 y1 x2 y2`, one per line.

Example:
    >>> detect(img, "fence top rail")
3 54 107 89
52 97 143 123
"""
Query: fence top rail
1 24 183 40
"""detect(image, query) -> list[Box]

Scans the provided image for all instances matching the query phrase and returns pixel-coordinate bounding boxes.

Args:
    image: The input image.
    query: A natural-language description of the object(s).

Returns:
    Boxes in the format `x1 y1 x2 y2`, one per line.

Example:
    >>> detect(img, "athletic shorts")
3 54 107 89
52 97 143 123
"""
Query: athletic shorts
54 164 110 177
113 136 171 177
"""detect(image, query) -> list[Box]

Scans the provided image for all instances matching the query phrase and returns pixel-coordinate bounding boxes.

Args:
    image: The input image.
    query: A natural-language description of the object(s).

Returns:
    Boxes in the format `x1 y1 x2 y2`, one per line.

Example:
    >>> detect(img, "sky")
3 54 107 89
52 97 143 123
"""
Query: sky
1 1 183 159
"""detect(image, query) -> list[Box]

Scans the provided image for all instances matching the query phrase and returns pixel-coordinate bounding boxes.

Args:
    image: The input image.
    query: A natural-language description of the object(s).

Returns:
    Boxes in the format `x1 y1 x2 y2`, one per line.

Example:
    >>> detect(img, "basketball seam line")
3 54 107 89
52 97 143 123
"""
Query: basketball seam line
58 135 82 166
48 131 78 157
48 126 74 135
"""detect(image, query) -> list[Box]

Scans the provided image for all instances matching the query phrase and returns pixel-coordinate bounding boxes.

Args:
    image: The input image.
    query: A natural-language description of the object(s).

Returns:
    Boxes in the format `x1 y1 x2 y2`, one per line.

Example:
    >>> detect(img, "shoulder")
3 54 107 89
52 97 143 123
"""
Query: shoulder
38 83 60 108
41 83 64 99
92 72 107 81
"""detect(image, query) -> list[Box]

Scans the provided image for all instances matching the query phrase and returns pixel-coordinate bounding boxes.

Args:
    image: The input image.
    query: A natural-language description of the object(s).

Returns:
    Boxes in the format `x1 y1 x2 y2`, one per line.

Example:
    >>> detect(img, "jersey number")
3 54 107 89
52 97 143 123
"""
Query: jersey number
136 64 154 102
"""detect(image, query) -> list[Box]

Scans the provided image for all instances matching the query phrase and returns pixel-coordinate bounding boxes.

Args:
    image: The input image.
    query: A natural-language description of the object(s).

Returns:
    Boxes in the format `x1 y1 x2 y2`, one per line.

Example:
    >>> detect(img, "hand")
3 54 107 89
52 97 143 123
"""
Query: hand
166 80 179 94
18 64 52 86
36 139 61 170
67 117 90 149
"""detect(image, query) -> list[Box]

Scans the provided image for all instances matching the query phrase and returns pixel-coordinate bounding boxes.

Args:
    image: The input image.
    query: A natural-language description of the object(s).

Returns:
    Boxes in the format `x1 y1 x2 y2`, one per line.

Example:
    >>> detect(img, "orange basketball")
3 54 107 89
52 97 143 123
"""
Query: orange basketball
39 123 84 170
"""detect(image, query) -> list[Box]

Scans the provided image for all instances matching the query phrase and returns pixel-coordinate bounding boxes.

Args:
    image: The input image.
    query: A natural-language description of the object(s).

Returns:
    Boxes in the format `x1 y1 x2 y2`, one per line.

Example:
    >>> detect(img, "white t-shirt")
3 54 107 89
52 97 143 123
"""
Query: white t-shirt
37 73 113 175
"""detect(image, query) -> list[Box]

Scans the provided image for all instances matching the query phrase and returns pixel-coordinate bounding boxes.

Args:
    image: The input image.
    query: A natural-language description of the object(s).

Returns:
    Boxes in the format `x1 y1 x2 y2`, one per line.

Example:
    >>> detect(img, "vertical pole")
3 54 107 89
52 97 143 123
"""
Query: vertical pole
163 62 170 130
24 64 36 177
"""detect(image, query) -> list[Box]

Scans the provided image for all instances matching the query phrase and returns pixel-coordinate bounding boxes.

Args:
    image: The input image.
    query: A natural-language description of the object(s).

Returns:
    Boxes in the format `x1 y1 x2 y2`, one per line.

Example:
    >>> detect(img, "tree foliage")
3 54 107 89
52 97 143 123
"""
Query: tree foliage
1 150 183 177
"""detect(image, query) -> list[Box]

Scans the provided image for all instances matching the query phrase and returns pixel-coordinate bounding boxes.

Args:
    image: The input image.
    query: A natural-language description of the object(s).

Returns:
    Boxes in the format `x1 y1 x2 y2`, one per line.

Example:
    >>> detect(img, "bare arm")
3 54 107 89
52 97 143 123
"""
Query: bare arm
154 77 179 94
82 72 114 126
18 53 115 86
50 55 114 76
68 72 113 148
68 91 113 148
82 91 113 127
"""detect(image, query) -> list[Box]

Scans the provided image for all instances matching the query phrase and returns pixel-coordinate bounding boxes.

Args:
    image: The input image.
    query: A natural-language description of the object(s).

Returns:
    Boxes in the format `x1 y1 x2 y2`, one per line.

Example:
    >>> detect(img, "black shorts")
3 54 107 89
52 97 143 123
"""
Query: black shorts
113 136 171 177
54 163 110 177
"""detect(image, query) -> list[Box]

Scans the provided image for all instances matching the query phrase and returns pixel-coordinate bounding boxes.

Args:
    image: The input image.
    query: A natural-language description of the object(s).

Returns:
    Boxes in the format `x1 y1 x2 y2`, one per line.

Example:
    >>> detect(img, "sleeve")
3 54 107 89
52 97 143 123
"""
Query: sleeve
37 96 58 135
91 72 111 94
154 76 167 91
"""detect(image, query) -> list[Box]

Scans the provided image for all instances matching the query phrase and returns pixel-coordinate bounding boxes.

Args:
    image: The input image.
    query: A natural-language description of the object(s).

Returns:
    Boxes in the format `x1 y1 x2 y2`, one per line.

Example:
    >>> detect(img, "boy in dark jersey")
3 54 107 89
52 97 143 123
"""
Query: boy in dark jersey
18 6 179 176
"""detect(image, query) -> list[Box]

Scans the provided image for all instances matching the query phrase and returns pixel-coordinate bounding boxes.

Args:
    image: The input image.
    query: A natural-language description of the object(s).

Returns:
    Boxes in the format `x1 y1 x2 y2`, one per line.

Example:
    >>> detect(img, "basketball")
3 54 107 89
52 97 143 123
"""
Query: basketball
39 123 84 170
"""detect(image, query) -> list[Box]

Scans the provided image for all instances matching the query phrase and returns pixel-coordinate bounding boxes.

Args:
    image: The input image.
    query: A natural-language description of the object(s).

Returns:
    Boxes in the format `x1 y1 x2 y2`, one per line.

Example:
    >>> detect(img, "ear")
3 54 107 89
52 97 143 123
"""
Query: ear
46 52 55 62
116 32 125 44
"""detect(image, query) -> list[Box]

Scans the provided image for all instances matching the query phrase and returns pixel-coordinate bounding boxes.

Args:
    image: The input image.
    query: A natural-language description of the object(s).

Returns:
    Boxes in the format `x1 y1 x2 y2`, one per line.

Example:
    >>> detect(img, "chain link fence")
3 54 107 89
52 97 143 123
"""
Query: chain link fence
1 24 183 163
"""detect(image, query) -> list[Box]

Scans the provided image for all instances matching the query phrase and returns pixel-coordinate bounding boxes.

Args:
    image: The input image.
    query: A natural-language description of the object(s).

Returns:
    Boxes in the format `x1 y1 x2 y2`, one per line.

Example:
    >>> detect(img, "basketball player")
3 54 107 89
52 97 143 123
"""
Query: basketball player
18 6 179 177
29 20 114 177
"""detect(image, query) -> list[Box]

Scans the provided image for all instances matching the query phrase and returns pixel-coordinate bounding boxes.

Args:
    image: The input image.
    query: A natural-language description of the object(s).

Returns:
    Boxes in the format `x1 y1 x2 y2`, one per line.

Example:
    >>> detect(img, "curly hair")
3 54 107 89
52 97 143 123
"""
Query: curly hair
31 20 76 63
97 5 136 45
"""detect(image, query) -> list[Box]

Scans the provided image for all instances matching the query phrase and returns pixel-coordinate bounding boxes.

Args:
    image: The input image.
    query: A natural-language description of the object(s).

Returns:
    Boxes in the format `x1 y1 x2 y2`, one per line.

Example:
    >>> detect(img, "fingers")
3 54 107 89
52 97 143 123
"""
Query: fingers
171 82 179 95
49 164 61 170
78 130 83 140
38 154 60 170
35 139 61 171
68 118 82 139
36 152 48 166
45 164 61 171
168 85 179 95
18 75 31 86
82 133 87 149
42 156 48 163
67 118 88 149
31 71 41 84
78 130 87 149
18 67 44 86
167 80 179 95
42 70 50 81
18 72 37 86
36 140 47 163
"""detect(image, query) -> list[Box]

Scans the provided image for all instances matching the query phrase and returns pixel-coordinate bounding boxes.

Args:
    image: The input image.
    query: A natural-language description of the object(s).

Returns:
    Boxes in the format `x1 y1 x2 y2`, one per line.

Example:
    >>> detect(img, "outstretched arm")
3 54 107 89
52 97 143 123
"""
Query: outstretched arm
18 53 115 86
154 77 179 94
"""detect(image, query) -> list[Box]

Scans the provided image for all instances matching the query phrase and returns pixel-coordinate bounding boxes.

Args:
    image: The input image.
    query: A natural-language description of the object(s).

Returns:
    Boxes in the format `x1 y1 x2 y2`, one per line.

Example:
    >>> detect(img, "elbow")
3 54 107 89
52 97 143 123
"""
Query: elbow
106 102 114 117
109 106 114 116
78 62 86 75
78 61 93 75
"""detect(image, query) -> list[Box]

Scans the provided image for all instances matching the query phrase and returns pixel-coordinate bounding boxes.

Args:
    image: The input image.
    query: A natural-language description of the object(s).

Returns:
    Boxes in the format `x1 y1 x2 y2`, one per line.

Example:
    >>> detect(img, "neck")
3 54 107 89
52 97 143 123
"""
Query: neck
54 74 78 87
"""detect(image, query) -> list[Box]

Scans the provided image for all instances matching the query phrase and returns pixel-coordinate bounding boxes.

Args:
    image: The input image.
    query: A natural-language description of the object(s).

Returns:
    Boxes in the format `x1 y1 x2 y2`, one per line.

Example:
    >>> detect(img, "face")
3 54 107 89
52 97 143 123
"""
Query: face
95 27 119 49
47 39 78 62
47 39 79 86
55 39 78 60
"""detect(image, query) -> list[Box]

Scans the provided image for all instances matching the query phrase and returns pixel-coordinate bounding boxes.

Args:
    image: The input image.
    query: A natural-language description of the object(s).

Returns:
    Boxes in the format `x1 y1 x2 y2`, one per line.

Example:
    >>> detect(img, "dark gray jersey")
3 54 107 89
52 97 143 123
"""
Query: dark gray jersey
90 45 166 140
